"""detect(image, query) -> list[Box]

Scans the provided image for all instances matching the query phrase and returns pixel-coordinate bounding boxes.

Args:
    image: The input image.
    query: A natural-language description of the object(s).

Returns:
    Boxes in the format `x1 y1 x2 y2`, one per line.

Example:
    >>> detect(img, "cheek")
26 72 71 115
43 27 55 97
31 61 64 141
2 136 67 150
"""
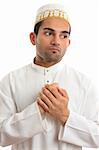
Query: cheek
61 42 67 49
63 40 70 48
36 36 47 45
39 39 51 48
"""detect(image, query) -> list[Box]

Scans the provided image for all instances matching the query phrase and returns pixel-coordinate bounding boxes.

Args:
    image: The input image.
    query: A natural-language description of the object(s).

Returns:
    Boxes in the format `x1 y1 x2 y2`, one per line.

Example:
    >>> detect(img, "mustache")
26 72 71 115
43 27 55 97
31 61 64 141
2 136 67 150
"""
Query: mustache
48 46 61 51
36 42 61 51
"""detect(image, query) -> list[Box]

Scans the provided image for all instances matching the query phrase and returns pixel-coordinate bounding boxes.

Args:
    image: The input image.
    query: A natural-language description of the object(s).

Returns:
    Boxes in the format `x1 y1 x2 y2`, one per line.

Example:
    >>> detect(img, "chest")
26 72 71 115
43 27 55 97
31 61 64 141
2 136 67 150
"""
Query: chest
12 70 85 114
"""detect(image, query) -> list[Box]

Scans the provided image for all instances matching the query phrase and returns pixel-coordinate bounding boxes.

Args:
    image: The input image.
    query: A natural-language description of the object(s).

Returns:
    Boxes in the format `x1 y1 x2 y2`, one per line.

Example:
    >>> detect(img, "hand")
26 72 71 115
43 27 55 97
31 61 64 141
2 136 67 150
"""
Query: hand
37 83 70 125
37 83 59 115
37 97 45 116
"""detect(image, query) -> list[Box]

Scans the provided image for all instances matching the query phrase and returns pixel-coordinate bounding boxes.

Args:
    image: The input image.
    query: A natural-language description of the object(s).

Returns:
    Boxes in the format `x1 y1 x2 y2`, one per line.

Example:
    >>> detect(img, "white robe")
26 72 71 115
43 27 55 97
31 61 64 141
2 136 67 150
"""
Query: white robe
0 60 99 150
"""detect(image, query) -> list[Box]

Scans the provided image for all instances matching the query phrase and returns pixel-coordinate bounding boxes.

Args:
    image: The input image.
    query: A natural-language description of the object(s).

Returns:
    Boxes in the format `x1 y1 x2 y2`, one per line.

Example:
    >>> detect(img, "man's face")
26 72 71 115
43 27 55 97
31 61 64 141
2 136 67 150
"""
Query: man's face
33 17 70 67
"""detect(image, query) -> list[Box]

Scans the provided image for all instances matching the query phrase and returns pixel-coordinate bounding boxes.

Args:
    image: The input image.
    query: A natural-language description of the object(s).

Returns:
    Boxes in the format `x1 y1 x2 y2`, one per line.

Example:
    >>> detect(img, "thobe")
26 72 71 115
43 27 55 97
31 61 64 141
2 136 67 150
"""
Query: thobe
0 59 99 150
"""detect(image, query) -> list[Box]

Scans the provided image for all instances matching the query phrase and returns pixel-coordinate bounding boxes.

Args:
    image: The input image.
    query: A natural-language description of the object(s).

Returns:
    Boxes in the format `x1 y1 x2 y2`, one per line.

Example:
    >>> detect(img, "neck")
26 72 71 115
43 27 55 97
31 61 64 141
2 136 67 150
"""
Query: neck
34 57 60 68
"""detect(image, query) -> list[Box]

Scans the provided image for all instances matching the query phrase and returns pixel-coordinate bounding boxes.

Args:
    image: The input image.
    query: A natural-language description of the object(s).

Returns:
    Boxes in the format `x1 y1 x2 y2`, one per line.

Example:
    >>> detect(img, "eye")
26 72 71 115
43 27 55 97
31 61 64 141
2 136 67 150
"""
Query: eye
44 31 52 36
60 34 69 39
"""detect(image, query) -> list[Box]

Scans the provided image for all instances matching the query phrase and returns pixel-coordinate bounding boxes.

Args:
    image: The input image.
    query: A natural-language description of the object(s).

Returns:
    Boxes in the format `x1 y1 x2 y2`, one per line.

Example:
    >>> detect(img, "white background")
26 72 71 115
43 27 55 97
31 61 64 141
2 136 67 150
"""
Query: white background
0 0 99 150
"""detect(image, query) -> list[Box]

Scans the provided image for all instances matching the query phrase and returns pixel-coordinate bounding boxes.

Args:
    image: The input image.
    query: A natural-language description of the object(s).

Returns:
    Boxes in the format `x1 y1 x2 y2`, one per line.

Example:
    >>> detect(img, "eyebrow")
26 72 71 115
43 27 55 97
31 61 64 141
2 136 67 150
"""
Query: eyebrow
43 28 70 35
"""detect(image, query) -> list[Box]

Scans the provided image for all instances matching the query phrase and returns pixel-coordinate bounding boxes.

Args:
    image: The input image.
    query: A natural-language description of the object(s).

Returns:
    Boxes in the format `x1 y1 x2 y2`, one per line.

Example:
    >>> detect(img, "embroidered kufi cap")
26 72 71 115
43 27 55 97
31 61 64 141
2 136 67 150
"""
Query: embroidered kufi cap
34 3 70 26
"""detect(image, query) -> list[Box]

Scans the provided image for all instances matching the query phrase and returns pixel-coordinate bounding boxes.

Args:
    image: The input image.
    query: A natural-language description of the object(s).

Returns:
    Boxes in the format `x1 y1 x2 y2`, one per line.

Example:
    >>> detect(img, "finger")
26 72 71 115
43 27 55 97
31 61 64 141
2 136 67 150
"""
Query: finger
58 88 69 98
45 84 69 99
37 98 49 112
39 92 53 107
46 84 68 97
42 87 57 104
44 85 61 99
37 101 45 114
45 83 58 87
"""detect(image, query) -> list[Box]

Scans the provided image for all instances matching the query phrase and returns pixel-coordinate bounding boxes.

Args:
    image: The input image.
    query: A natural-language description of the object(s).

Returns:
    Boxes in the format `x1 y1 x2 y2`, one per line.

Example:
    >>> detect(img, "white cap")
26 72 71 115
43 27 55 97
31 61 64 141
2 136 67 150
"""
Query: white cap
34 3 70 26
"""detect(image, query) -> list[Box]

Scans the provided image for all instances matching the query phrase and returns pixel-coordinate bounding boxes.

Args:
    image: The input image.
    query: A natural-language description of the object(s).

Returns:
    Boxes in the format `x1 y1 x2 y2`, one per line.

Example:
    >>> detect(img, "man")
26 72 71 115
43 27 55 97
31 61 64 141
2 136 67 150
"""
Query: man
0 3 99 150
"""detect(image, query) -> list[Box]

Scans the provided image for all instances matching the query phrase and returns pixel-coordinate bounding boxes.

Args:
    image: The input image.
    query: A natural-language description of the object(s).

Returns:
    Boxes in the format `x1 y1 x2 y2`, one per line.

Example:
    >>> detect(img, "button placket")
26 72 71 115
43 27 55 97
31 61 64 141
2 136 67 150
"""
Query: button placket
44 69 50 84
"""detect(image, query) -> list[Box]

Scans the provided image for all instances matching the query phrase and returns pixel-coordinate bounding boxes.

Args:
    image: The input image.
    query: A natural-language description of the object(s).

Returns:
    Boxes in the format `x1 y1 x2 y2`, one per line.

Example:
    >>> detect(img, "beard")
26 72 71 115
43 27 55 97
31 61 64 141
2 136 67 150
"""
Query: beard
36 43 66 64
42 51 61 62
37 48 66 63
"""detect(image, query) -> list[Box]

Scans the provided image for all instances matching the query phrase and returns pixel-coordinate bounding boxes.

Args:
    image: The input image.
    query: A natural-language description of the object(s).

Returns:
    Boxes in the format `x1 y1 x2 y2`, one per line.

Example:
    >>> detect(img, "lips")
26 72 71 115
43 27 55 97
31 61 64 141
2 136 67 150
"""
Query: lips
48 46 61 52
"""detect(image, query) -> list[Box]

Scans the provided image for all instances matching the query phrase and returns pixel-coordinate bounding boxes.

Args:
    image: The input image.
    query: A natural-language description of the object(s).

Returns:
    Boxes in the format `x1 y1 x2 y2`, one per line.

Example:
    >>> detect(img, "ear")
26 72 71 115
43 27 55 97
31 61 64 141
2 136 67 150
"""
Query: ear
29 32 36 45
66 39 70 48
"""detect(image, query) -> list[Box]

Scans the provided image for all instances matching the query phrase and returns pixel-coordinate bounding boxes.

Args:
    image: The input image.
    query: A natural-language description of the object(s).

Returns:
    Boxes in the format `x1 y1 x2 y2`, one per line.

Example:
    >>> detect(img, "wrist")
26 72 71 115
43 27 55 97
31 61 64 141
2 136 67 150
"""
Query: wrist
61 109 70 126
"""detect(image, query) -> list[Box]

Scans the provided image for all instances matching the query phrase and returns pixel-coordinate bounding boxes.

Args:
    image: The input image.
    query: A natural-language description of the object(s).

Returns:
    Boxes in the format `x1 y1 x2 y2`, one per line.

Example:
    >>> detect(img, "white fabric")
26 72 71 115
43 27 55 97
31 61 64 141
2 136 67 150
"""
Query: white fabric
34 3 70 26
0 59 99 150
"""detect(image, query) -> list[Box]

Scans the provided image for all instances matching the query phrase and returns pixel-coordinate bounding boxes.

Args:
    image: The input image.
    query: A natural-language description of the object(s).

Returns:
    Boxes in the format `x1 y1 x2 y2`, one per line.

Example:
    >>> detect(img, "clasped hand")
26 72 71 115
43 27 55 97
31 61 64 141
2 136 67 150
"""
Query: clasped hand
37 83 70 125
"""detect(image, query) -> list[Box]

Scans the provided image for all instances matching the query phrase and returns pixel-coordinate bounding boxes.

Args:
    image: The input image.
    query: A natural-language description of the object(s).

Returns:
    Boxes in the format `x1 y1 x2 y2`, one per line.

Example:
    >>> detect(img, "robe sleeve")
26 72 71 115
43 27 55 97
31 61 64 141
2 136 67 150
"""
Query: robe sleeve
58 80 99 148
0 74 47 147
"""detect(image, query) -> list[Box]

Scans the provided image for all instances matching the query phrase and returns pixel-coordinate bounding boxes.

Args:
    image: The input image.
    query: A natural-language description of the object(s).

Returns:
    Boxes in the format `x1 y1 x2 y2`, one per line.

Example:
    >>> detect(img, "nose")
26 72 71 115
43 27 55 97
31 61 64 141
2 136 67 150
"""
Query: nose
50 34 60 46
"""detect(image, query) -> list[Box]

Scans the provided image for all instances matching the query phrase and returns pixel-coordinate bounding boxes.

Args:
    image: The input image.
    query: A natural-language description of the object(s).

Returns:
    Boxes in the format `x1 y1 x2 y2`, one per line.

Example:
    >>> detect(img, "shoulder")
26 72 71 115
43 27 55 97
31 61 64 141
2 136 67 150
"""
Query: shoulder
11 63 32 77
64 64 91 88
0 63 32 83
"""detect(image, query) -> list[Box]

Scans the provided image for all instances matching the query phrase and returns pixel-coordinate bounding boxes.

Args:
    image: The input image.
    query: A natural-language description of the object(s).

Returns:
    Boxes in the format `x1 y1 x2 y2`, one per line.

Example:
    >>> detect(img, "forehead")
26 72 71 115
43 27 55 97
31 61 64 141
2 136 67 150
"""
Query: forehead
40 17 70 31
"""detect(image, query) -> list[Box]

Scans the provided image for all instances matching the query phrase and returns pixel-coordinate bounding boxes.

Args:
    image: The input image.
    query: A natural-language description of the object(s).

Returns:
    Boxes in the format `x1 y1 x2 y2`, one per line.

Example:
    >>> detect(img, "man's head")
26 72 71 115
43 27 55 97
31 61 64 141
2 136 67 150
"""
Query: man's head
30 4 71 67
33 3 71 36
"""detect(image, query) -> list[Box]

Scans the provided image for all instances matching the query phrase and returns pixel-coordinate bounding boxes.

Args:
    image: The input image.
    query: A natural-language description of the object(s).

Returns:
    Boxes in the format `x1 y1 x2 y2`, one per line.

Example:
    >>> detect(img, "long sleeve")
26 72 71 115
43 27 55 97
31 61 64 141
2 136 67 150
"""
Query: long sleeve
58 80 99 148
0 89 45 146
58 111 99 148
0 73 46 147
